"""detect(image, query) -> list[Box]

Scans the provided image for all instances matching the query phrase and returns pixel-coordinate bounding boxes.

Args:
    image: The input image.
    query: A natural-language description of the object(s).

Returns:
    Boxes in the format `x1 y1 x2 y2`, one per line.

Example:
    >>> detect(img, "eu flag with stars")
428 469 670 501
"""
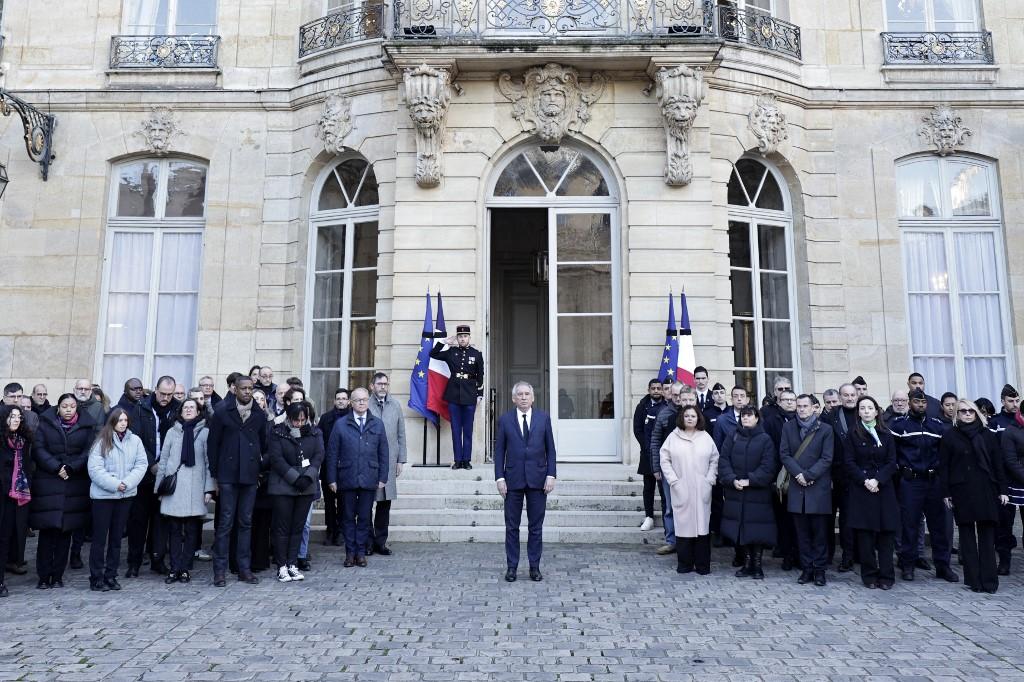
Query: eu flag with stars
658 293 678 383
408 291 438 424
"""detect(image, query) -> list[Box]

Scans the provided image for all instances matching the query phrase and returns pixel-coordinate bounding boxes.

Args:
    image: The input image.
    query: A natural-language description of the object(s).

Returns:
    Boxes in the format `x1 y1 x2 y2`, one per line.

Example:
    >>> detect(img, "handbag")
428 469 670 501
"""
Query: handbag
156 462 184 497
775 424 818 501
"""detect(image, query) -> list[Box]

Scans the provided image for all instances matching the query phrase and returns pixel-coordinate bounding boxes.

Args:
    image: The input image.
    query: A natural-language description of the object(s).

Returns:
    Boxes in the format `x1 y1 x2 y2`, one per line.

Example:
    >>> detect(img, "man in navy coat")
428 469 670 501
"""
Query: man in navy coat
494 381 557 582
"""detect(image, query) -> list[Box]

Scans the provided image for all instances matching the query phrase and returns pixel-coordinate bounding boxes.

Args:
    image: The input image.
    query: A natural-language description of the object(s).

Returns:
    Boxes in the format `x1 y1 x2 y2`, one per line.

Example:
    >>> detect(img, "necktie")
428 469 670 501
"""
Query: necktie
522 414 530 441
358 416 364 432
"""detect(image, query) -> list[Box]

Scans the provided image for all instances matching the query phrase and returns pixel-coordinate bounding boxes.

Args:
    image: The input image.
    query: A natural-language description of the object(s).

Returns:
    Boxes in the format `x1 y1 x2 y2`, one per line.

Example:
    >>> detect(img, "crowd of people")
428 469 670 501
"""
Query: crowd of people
0 366 407 597
634 368 1023 593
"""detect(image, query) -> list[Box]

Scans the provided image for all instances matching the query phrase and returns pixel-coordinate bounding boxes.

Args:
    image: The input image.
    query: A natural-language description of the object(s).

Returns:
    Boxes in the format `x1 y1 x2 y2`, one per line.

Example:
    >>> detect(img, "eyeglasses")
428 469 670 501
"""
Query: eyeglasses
351 398 369 404
957 408 975 415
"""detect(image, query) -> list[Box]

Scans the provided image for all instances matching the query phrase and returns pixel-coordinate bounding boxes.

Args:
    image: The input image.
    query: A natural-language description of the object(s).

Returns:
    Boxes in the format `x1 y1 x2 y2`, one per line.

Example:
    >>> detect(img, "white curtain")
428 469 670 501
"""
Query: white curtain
897 159 941 218
903 231 956 394
955 232 1006 401
933 0 978 32
125 0 168 33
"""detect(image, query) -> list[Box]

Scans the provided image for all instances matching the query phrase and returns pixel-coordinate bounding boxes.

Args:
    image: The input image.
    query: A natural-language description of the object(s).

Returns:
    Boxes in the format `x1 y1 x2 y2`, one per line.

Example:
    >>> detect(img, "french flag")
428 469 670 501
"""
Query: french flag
676 292 696 387
426 291 451 421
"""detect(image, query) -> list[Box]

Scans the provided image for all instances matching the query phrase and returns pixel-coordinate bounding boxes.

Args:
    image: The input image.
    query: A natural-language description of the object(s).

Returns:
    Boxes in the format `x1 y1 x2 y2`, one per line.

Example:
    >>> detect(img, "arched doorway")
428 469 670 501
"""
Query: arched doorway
486 142 622 462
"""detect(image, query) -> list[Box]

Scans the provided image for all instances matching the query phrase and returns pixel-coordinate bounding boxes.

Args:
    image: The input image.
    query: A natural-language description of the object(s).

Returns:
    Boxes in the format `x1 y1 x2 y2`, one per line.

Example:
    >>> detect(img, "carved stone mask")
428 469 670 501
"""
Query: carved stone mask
662 96 697 128
537 86 567 118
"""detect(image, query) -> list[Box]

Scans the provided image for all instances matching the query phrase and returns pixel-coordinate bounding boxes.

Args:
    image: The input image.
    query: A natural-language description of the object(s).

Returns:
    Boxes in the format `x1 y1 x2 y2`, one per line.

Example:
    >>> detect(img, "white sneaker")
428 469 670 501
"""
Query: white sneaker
639 517 655 532
287 565 304 581
277 566 292 583
194 549 212 561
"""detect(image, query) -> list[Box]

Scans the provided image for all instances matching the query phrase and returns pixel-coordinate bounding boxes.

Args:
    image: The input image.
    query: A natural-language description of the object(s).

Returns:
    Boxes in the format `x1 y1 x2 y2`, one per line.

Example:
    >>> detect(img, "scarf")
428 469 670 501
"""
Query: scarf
59 412 79 432
115 431 126 442
1017 410 1024 429
237 400 253 423
862 419 881 446
796 414 817 440
7 434 31 506
180 418 199 467
958 420 983 438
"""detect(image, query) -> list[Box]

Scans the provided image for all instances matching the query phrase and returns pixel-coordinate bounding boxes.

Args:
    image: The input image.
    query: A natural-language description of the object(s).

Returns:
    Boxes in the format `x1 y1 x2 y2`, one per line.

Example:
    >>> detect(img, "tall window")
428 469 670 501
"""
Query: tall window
727 157 797 401
305 157 380 411
897 156 1012 401
885 0 980 31
124 0 218 34
99 158 207 393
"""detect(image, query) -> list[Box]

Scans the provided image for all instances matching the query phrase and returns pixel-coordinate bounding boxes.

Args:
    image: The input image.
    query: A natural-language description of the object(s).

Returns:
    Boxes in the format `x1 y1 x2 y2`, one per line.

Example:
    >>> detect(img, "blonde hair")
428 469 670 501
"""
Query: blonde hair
954 398 988 428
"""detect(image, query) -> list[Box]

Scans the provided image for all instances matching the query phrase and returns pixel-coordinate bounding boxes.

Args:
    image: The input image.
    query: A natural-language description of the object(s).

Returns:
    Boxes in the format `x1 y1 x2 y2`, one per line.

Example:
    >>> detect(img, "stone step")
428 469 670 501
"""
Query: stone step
384 494 661 512
388 508 661 527
405 463 639 481
397 479 644 496
385 525 664 544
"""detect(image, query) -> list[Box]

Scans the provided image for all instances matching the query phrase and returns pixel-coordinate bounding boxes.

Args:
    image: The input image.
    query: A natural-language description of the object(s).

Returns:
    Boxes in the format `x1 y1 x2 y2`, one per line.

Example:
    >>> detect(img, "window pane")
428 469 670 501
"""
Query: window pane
352 221 378 268
117 161 159 217
348 370 374 393
933 0 977 31
959 294 1004 355
912 356 956 396
126 0 170 33
760 273 790 319
152 355 194 389
728 221 751 268
908 293 954 354
730 271 754 317
732 320 756 368
948 162 991 216
734 370 757 404
109 232 154 291
556 155 609 197
757 224 787 270
885 0 925 29
159 233 203 291
525 147 578 193
494 154 546 197
354 166 379 207
557 316 613 365
155 294 198 353
102 355 145 399
175 0 218 33
558 369 614 419
734 159 766 206
755 171 784 211
954 232 998 292
965 357 1004 405
318 173 346 211
165 162 207 218
903 232 948 292
337 159 368 202
349 320 376 367
316 225 346 272
310 370 341 418
556 213 611 262
311 321 343 367
313 273 344 319
350 269 378 318
763 321 792 368
897 160 940 218
727 167 750 206
105 294 150 353
557 265 612 313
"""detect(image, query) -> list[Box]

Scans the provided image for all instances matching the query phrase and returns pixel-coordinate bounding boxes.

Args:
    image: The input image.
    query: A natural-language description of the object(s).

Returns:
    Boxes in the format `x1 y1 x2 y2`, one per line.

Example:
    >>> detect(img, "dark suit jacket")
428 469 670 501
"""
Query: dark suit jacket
494 408 556 490
207 403 269 485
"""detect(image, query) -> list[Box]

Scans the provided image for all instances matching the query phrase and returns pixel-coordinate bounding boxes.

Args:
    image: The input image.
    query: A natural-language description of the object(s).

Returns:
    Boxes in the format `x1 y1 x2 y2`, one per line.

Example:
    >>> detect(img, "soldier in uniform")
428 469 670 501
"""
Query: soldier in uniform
430 324 485 470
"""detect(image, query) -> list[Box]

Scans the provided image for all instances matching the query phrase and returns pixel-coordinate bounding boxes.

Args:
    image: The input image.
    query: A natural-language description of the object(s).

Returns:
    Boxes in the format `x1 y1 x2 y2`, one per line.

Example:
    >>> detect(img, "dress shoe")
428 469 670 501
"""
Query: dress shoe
50 577 64 589
89 581 109 592
997 559 1010 576
355 556 367 568
238 572 259 584
213 574 226 587
36 579 50 590
179 571 191 584
656 544 675 555
813 571 827 587
0 584 8 598
797 569 813 584
676 565 694 574
695 567 711 576
373 545 393 556
464 462 473 470
165 572 179 585
935 564 960 583
901 568 915 581
5 562 26 575
451 462 461 470
296 557 312 571
69 553 84 570
504 568 517 582
105 578 122 591
837 557 854 573
150 557 169 575
914 558 932 571
125 565 140 578
529 567 543 581
344 555 355 568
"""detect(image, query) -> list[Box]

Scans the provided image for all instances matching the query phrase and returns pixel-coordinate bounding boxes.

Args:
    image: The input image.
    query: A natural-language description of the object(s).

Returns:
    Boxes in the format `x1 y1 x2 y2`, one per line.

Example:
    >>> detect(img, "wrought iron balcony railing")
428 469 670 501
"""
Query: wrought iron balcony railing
297 0 802 60
881 31 994 65
110 35 221 68
717 4 800 60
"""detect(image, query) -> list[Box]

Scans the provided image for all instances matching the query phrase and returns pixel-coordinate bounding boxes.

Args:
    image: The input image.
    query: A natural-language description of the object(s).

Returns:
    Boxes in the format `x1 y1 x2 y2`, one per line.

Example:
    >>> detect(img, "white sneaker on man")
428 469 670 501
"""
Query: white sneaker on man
287 565 304 581
194 549 212 561
277 566 292 583
639 517 655 532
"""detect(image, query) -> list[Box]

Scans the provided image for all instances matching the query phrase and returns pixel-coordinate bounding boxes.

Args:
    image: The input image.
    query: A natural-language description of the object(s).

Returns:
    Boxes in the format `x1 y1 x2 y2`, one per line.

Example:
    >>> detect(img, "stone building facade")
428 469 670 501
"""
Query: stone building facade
0 0 1020 466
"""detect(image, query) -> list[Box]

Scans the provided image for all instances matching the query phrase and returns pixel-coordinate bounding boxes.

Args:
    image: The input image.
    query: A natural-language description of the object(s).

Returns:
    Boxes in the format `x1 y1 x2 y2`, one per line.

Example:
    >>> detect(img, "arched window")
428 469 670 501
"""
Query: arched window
897 155 1012 400
727 157 797 400
98 158 208 391
304 157 380 410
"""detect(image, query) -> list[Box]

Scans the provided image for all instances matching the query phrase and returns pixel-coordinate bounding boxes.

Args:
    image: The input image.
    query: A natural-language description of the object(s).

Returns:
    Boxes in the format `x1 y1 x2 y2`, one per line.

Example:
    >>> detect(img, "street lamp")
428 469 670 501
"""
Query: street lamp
0 88 57 181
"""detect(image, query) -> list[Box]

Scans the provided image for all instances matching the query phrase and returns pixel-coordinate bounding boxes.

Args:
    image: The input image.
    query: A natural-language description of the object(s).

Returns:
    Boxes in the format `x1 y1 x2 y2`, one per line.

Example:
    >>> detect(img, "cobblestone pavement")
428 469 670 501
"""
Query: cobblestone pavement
3 541 1024 681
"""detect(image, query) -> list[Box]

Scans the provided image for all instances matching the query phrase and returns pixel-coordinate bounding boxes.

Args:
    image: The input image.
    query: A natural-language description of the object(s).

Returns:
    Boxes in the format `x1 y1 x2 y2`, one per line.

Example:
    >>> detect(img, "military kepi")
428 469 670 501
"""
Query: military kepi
456 325 471 335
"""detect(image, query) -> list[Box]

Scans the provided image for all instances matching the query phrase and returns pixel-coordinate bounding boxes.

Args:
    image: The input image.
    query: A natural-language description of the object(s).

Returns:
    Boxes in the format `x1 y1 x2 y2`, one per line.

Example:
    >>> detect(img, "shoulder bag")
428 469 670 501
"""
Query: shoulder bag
775 425 818 501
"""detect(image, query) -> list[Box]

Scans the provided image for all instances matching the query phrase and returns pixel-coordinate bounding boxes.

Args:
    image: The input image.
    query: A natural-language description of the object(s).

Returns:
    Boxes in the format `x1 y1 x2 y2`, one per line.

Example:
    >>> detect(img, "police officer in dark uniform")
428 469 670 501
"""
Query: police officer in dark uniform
890 388 960 583
430 325 484 470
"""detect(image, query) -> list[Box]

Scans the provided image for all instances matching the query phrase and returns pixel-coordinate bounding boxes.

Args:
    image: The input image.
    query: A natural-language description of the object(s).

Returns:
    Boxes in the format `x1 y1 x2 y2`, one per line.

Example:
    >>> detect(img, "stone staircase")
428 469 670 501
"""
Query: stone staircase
356 463 662 544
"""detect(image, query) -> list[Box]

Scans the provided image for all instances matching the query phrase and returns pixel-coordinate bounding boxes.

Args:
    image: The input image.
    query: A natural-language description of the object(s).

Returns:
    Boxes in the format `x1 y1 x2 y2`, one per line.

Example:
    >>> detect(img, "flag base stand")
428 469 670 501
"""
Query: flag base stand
416 412 447 467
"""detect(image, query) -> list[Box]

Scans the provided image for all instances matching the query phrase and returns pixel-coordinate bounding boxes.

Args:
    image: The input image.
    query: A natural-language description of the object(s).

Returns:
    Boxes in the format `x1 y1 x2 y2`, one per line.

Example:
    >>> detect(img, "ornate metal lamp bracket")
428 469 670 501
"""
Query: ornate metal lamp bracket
0 89 57 181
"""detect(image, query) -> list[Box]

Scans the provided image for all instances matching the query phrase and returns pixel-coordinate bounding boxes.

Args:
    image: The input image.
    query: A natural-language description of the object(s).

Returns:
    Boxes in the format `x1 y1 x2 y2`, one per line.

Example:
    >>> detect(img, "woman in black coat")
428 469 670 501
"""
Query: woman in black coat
719 406 777 579
0 405 34 597
842 395 899 590
30 394 97 588
267 402 324 582
940 399 1008 593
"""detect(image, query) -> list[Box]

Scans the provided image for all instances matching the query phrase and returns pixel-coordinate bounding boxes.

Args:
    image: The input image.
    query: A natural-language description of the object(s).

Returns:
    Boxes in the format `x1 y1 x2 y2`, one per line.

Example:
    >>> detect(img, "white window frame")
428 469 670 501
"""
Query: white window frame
122 0 219 34
95 157 207 391
884 0 981 32
727 157 799 399
897 155 1014 399
302 157 380 400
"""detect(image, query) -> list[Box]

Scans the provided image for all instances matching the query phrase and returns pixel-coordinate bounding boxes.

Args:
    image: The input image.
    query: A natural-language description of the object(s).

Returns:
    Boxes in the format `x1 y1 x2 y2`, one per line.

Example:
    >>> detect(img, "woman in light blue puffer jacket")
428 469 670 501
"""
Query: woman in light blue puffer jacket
87 408 148 592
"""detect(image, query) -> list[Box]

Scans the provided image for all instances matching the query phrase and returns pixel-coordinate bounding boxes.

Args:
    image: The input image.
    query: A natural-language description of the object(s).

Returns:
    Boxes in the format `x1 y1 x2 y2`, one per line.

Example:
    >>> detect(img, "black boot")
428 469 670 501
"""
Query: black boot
732 547 746 568
676 543 693 574
735 547 752 578
997 555 1010 576
751 546 765 580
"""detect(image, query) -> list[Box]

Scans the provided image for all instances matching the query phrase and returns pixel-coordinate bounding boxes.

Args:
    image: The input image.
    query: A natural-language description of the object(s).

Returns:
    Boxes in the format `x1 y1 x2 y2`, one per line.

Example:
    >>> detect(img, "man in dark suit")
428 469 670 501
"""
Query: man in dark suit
693 366 714 414
494 381 556 582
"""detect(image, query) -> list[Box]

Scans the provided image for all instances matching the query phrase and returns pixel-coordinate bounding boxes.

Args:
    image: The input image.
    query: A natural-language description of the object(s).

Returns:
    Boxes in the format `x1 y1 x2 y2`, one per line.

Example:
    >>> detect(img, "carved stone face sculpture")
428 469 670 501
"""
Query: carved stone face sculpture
147 117 172 154
409 96 441 128
662 95 698 130
933 109 958 148
498 63 606 146
537 84 567 119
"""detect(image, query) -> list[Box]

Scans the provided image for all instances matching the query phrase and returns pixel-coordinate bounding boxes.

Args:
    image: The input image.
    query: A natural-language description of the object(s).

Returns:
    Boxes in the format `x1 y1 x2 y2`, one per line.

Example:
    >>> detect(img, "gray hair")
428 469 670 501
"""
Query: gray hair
773 375 791 389
822 388 839 399
511 381 534 396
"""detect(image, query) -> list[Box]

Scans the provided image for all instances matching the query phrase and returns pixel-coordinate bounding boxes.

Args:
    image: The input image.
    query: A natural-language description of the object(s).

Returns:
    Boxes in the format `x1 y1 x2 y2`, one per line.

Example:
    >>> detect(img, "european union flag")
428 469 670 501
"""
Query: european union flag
408 291 438 424
658 293 678 383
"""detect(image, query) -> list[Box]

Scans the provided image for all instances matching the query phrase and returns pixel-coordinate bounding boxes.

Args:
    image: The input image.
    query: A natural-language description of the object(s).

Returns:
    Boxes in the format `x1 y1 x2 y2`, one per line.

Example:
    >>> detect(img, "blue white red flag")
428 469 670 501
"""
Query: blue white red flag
676 293 696 387
407 291 438 424
427 292 451 421
658 293 678 384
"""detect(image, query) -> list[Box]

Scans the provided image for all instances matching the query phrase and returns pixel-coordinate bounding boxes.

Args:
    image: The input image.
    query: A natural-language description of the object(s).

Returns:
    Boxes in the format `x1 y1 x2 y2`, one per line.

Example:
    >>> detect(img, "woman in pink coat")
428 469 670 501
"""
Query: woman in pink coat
660 405 720 574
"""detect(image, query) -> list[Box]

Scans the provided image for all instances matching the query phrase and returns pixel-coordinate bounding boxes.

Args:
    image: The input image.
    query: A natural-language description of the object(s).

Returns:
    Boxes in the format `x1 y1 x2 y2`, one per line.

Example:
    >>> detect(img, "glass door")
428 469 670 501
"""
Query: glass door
549 209 620 461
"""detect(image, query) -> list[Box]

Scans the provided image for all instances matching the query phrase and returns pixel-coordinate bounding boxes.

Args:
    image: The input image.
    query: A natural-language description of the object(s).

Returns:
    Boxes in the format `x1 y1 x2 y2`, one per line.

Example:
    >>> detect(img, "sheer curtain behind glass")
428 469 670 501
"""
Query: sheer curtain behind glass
954 232 1005 400
903 231 956 395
